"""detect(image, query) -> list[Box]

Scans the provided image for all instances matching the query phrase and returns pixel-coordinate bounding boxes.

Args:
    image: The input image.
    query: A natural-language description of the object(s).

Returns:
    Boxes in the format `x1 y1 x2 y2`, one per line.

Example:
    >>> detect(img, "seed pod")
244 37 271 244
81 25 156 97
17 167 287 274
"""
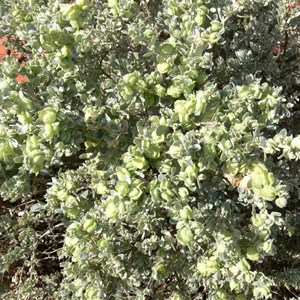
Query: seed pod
115 181 130 197
83 218 97 233
177 227 194 245
39 107 57 124
246 247 260 261
105 202 119 218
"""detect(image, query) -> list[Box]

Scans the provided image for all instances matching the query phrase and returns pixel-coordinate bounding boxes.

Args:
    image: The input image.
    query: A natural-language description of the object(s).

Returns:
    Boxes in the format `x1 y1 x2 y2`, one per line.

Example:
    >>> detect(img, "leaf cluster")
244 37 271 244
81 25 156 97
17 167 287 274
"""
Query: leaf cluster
0 0 300 299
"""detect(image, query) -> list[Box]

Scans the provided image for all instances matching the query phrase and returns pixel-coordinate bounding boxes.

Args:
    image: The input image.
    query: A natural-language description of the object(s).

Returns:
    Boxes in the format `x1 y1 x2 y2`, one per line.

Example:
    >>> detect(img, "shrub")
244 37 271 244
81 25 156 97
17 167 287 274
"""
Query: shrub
0 0 300 299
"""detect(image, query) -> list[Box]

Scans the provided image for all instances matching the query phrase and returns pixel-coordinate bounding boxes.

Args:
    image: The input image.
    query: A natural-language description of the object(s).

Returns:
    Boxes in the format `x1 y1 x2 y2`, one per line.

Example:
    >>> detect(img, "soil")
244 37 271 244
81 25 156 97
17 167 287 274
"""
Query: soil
0 36 28 83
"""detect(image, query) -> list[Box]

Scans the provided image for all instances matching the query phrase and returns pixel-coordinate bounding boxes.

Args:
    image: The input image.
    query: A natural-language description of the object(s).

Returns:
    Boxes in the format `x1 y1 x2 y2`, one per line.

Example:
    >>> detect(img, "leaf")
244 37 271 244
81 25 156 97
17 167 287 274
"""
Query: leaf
30 202 46 212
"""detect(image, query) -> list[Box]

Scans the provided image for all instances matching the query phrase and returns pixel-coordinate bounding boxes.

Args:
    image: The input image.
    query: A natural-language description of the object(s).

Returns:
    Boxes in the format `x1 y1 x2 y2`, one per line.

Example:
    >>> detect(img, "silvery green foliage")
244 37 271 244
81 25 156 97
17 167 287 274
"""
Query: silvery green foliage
0 0 300 299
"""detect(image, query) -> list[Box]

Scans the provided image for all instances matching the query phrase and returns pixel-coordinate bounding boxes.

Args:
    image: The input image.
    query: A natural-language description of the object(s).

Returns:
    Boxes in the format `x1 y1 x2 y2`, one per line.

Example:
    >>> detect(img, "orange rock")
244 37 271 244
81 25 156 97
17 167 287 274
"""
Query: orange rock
16 74 28 83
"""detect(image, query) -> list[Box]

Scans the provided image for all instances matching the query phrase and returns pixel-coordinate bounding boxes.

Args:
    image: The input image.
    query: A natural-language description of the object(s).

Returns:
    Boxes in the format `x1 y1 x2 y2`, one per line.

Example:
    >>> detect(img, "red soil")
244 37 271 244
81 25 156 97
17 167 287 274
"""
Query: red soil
0 36 28 83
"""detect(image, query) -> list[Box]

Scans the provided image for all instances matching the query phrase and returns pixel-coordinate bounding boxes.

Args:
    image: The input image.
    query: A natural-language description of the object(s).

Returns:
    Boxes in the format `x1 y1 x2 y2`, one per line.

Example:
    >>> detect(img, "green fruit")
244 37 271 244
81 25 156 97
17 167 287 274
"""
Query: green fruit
197 261 207 274
115 181 130 197
197 259 219 276
216 290 228 300
275 197 287 208
152 263 169 280
208 32 219 43
246 247 260 261
65 206 80 219
177 227 194 245
68 6 82 21
229 279 238 291
61 45 71 57
39 107 57 124
18 112 32 124
128 186 142 200
259 229 270 240
179 206 193 220
288 226 295 237
195 13 206 25
0 139 15 161
123 86 134 97
19 93 33 111
40 39 56 52
260 185 276 201
168 144 181 158
263 240 273 253
237 258 250 271
32 153 44 165
9 91 18 100
105 202 119 218
174 100 186 113
291 136 300 150
171 293 183 300
253 286 271 298
50 30 69 46
195 94 207 115
223 230 233 241
154 84 166 97
60 4 73 16
251 175 263 189
66 195 77 203
132 156 148 170
83 219 97 233
70 19 81 29
76 0 89 8
159 43 175 56
27 135 39 150
144 28 155 38
168 5 182 16
167 85 182 98
254 241 264 252
123 72 139 86
44 124 55 140
64 235 79 247
178 187 189 199
85 285 101 300
97 239 109 250
135 79 147 93
57 190 68 201
251 214 264 227
157 62 170 74
116 167 130 182
267 172 276 185
185 165 198 176
211 20 222 32
251 163 268 175
107 0 118 8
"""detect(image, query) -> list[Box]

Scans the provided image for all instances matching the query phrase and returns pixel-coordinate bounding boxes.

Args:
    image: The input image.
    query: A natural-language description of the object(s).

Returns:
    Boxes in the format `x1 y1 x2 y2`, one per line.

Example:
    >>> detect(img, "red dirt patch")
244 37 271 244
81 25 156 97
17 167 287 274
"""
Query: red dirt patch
0 36 28 83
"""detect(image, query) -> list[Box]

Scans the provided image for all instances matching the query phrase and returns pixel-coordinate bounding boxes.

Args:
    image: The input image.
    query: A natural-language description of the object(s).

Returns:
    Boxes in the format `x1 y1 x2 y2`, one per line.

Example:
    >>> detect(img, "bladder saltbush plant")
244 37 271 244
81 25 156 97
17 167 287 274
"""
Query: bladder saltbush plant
0 0 300 299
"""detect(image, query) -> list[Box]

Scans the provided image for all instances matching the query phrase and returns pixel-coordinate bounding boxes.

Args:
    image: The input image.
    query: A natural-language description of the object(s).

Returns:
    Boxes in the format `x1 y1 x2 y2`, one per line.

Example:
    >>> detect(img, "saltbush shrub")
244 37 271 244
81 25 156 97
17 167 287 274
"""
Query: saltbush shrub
0 0 300 299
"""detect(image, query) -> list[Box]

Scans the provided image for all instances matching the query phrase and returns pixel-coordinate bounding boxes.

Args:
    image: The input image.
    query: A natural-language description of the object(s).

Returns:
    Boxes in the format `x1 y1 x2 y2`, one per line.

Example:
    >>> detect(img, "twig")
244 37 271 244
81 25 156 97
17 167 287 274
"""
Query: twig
142 0 153 17
39 223 65 239
97 51 116 83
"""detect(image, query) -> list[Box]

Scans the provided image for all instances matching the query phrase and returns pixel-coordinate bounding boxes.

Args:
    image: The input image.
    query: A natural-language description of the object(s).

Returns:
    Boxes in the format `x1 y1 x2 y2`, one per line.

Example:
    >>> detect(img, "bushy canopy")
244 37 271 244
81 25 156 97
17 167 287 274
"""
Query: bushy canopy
0 0 300 299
